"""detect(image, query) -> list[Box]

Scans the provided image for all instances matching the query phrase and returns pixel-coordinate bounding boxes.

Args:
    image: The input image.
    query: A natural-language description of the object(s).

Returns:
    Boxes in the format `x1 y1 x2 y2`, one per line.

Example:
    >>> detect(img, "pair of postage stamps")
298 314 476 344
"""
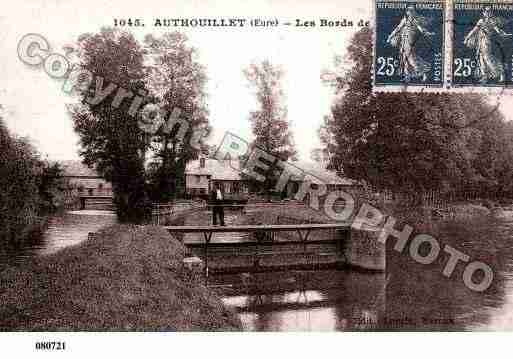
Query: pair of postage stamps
374 0 513 92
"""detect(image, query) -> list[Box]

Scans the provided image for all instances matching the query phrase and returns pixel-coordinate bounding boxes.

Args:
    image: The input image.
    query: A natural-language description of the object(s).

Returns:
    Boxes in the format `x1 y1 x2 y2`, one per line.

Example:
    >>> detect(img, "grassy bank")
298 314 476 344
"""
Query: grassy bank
240 204 338 225
385 201 492 233
0 225 241 331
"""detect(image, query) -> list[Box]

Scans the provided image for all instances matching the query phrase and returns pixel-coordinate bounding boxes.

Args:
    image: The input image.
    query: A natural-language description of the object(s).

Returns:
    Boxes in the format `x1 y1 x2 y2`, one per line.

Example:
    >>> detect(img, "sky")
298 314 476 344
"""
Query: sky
1 0 513 162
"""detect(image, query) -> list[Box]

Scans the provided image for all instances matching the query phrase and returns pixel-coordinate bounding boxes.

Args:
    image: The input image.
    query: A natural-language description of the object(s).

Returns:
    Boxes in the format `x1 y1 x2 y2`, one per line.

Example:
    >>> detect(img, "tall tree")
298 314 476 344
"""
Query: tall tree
37 161 65 214
144 32 211 201
244 60 296 197
320 27 512 199
69 28 152 223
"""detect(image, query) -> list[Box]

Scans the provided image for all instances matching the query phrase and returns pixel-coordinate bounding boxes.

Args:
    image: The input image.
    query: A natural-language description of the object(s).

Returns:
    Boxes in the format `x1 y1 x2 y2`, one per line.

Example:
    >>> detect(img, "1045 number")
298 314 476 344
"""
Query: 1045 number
113 18 144 27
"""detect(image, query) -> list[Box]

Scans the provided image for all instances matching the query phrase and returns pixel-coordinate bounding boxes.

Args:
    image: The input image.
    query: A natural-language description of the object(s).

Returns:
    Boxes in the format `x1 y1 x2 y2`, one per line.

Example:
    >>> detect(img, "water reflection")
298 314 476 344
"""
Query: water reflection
386 215 513 330
0 211 116 270
212 270 386 331
214 215 513 331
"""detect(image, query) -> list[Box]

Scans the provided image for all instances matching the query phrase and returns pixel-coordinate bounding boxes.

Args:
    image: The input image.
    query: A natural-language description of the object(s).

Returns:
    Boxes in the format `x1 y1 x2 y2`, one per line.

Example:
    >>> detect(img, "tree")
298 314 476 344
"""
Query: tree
69 28 152 223
320 27 513 199
37 161 65 214
244 60 297 197
471 114 513 197
143 33 211 201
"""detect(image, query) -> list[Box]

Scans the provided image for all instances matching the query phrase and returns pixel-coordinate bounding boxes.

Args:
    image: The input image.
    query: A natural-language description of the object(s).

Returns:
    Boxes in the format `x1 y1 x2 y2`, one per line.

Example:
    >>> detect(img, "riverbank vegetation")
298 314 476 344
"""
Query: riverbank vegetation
0 225 241 330
319 27 513 206
0 114 65 243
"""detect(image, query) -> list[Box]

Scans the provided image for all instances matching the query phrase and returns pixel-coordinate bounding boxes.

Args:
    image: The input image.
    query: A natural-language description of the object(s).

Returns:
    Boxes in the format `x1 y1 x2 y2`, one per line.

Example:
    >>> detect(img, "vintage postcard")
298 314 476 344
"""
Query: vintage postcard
1 0 513 357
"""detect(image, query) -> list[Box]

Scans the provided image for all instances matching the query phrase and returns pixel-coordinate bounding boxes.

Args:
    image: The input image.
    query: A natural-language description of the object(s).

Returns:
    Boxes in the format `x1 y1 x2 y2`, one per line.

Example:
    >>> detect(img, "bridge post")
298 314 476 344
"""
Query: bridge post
342 226 385 271
202 231 213 277
183 256 205 283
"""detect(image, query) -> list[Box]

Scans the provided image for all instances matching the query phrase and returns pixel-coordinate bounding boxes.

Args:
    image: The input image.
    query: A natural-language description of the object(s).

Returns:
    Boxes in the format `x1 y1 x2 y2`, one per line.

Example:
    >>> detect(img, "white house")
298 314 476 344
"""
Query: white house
185 157 249 196
60 160 112 197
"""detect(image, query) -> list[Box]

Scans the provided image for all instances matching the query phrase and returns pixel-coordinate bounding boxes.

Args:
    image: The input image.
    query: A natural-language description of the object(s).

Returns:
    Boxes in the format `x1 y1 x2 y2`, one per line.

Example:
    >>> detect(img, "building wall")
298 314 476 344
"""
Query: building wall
186 174 210 189
185 174 210 196
65 176 113 197
185 175 249 196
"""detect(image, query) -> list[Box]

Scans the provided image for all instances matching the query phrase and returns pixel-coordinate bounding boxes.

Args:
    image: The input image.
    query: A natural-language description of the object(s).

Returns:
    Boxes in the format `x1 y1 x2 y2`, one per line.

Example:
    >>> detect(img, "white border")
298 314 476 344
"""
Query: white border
2 332 513 359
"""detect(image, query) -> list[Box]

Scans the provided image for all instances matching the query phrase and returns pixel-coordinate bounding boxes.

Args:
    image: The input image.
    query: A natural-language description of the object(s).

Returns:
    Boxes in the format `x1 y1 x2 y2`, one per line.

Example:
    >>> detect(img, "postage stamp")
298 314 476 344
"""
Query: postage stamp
373 0 446 91
452 0 513 89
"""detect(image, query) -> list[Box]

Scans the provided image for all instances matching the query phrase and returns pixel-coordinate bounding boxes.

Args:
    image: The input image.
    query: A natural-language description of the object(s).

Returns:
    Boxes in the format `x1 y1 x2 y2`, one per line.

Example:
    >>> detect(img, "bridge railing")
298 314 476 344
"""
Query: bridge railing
165 223 352 276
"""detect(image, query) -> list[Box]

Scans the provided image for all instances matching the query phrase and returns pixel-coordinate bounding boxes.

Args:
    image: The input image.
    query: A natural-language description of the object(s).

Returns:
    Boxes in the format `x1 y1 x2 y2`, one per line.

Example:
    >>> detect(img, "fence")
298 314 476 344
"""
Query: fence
375 188 492 213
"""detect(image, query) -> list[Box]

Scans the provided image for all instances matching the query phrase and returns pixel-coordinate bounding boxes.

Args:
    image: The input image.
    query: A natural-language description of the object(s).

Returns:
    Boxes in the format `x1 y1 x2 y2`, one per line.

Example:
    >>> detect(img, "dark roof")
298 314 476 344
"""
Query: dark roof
291 161 356 185
186 159 242 181
186 158 355 185
60 160 99 177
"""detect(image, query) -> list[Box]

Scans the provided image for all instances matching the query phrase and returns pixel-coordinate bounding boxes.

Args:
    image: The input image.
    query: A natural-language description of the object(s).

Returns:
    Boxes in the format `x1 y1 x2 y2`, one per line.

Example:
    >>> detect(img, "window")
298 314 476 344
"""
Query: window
196 175 201 183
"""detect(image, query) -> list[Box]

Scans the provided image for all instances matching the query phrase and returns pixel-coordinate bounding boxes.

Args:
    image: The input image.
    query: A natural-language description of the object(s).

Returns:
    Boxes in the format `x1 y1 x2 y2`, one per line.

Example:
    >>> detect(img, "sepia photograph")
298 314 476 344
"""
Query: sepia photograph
1 0 513 357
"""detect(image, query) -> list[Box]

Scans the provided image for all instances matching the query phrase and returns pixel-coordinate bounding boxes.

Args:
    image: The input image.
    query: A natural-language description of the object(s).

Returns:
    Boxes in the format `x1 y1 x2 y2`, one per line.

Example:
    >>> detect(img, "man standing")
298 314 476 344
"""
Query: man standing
210 183 225 226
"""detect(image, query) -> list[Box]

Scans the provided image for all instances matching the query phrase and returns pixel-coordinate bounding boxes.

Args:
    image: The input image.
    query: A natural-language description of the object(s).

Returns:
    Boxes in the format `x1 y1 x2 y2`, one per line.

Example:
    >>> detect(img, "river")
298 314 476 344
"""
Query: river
211 212 513 331
1 210 513 330
384 212 513 331
0 210 116 270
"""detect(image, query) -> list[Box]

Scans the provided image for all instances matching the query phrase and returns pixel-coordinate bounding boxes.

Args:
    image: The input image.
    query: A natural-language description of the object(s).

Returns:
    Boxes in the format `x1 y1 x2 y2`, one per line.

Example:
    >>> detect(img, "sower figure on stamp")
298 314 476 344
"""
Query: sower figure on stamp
210 183 225 226
464 7 512 84
386 5 435 82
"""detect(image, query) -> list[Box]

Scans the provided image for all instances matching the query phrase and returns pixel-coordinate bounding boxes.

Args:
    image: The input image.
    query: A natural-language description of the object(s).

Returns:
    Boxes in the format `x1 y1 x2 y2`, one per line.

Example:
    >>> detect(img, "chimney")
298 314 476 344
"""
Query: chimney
200 157 206 168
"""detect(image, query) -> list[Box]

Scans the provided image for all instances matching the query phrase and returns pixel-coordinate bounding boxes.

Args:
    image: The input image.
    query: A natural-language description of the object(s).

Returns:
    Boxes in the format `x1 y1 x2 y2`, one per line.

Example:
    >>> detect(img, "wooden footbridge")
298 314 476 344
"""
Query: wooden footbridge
165 223 351 275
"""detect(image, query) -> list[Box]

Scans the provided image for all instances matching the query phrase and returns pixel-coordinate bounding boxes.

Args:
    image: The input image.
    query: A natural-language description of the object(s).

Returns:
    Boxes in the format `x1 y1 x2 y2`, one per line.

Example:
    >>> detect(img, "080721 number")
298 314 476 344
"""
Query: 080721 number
35 342 66 351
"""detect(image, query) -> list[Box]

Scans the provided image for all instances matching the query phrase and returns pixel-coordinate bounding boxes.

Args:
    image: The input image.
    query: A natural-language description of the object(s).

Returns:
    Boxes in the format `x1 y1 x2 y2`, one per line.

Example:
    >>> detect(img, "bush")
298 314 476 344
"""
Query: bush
0 120 65 242
0 121 40 241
